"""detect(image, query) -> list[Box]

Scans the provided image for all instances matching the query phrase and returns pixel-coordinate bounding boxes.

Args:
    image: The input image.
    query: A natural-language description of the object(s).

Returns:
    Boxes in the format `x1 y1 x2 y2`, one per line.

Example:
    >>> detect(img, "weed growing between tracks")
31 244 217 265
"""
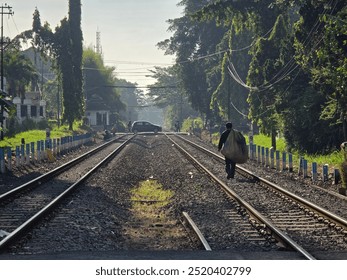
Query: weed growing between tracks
122 179 186 249
130 179 174 217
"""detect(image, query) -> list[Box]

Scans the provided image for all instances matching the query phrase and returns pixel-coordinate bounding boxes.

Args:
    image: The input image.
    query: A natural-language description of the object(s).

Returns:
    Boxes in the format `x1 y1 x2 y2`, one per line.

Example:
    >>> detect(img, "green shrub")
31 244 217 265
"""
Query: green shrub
21 118 37 131
7 116 20 137
181 117 203 132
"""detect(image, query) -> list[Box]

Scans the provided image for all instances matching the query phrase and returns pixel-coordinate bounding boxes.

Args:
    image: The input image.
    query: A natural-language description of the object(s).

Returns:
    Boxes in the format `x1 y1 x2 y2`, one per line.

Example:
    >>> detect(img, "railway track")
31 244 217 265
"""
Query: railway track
170 134 347 259
0 135 133 251
1 133 346 259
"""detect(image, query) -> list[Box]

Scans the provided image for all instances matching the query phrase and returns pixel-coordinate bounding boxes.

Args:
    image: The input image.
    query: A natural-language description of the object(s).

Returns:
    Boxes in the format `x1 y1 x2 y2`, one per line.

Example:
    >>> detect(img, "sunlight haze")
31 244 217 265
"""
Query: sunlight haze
4 0 182 87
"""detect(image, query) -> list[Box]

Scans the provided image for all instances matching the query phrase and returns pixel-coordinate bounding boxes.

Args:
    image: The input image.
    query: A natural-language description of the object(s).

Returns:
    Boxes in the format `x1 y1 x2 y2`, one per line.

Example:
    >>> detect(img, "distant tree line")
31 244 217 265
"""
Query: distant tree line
153 0 346 154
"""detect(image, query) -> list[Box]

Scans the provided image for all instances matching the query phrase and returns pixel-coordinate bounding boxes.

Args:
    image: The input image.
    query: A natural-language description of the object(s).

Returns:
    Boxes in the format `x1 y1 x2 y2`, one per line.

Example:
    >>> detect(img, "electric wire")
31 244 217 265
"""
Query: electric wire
226 0 338 93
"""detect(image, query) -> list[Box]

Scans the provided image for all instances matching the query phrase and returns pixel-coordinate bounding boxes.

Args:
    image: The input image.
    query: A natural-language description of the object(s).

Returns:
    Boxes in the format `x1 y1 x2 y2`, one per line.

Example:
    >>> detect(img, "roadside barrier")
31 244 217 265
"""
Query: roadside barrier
0 133 92 174
248 143 341 188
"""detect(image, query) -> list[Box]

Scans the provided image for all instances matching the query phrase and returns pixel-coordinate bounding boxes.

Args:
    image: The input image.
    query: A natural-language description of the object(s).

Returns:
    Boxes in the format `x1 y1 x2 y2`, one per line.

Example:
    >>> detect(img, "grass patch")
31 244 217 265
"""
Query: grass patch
212 131 343 169
250 134 286 151
130 180 174 220
0 123 88 148
125 180 185 247
131 180 174 222
251 134 343 169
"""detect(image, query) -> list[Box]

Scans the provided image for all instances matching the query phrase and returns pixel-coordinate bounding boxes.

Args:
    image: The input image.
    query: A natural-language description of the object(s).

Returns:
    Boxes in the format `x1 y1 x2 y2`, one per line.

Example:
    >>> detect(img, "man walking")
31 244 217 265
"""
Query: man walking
218 122 236 180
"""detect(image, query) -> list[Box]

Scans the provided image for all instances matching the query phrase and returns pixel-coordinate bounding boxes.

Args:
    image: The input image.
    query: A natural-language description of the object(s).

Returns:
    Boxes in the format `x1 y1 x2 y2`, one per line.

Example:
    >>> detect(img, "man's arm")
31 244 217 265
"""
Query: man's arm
218 130 229 151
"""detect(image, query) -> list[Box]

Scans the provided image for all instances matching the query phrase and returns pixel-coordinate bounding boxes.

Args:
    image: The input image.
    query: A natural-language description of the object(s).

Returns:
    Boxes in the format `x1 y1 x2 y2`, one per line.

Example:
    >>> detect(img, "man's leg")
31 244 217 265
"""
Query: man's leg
225 158 236 179
229 160 236 178
225 158 232 179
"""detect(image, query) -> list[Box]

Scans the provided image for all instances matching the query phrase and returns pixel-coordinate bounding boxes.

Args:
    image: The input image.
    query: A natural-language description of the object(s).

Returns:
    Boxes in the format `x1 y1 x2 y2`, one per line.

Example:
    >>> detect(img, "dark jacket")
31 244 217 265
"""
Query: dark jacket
218 129 231 150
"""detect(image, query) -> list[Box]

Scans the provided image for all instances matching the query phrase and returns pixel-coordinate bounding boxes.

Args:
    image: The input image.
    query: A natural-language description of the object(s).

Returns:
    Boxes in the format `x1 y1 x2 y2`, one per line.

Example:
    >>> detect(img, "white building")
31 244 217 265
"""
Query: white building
12 91 46 123
85 95 110 130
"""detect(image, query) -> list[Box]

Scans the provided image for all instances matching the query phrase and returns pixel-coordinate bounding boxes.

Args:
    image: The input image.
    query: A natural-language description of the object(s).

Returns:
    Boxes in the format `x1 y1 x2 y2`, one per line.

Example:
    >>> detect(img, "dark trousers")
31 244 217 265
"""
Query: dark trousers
225 157 236 178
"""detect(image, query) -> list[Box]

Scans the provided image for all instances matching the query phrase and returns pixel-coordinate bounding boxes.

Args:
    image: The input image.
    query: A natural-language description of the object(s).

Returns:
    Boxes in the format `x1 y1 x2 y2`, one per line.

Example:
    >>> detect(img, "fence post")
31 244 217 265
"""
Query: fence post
323 164 329 182
26 143 30 165
276 150 280 171
252 144 256 161
261 147 265 165
15 146 20 167
41 140 45 160
303 159 308 178
282 152 287 171
270 147 274 169
0 148 5 173
37 141 41 161
20 144 25 165
57 138 61 156
312 162 317 182
53 138 57 156
334 168 340 185
298 156 303 175
31 142 35 162
288 153 293 172
6 147 12 171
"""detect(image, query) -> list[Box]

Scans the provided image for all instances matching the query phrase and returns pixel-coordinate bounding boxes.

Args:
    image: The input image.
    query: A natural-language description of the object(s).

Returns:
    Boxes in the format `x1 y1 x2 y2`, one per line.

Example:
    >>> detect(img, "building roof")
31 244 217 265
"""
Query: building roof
86 95 110 111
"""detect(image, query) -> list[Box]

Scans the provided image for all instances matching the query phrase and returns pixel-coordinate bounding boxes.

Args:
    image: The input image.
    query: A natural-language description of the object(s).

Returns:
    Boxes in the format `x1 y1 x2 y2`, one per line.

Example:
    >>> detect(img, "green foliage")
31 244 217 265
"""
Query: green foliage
252 134 286 151
4 42 38 99
181 117 204 132
147 66 180 109
157 0 228 126
293 0 347 146
182 0 347 154
83 48 126 116
146 66 195 128
0 125 80 148
252 134 343 168
210 27 251 127
20 118 38 131
6 115 51 138
116 79 139 122
248 14 292 137
0 119 88 148
30 1 84 130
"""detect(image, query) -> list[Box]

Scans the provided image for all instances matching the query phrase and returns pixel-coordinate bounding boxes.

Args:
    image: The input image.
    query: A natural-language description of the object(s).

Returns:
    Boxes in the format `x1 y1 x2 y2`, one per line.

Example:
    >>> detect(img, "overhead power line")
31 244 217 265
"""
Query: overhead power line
104 85 176 89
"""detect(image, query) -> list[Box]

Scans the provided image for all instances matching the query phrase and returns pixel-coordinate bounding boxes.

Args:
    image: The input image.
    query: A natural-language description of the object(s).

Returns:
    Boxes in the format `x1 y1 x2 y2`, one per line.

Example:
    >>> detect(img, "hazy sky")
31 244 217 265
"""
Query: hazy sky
3 0 183 87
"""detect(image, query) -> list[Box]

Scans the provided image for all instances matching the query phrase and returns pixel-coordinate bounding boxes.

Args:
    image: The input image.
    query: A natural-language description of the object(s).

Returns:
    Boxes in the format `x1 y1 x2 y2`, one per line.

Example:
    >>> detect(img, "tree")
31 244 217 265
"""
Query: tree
30 0 84 130
247 14 293 149
157 0 227 126
68 0 84 128
83 48 125 117
293 0 347 148
195 0 288 138
147 66 197 129
116 79 139 122
4 41 38 99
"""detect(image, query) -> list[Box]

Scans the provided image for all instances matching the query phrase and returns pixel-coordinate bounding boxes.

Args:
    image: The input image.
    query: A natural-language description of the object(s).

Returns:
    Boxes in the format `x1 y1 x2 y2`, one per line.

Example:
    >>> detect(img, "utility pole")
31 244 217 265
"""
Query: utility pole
0 4 13 140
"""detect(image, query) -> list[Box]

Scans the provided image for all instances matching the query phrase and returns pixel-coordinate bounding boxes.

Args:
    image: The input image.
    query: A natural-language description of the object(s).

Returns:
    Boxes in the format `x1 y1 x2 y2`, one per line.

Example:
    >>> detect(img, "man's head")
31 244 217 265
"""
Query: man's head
226 122 233 130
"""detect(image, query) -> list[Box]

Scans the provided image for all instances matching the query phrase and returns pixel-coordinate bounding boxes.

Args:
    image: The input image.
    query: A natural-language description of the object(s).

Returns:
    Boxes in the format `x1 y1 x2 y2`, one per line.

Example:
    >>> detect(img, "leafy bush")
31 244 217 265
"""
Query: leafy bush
181 117 203 132
6 115 21 137
21 118 37 131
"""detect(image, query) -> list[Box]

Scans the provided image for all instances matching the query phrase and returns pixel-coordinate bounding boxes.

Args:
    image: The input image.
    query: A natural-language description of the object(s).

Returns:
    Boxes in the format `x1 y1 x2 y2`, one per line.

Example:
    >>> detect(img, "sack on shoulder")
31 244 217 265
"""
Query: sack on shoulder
220 129 248 164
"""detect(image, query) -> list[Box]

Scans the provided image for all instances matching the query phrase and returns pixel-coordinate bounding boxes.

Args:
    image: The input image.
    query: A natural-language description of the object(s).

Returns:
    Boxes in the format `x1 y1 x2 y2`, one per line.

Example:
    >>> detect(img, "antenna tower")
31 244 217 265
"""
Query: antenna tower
95 28 102 55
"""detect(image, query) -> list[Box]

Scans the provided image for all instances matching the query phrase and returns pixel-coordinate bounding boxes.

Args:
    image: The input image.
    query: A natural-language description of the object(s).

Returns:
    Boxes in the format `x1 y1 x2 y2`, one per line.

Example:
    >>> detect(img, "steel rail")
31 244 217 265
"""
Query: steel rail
176 135 347 231
0 134 129 202
182 211 212 251
0 136 133 251
167 134 315 260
